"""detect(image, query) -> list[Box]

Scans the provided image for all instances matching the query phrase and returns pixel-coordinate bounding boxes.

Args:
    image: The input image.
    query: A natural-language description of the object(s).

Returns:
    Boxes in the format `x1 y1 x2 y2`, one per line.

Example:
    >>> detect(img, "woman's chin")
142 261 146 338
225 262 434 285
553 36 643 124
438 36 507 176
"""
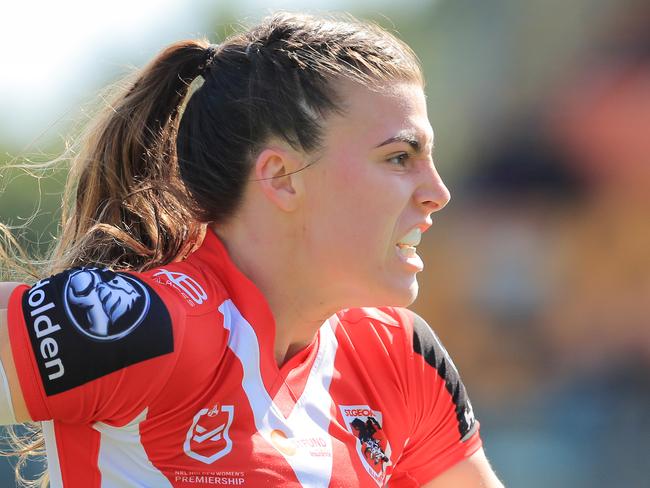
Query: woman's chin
397 280 419 307
366 279 420 309
335 272 420 310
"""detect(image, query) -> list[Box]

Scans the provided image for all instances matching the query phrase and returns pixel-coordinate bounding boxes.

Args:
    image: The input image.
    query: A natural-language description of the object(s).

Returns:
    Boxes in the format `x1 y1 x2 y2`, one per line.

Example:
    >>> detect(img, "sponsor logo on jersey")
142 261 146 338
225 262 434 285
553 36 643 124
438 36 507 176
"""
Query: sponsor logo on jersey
25 278 65 382
270 429 296 456
340 404 392 486
153 269 208 306
184 404 235 464
22 269 173 395
63 268 150 341
268 430 330 458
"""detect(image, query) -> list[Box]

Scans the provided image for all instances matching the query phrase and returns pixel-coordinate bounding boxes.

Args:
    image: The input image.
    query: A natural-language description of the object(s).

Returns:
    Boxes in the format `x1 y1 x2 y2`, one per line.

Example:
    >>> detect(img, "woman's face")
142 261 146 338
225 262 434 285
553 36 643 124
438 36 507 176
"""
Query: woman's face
299 80 450 307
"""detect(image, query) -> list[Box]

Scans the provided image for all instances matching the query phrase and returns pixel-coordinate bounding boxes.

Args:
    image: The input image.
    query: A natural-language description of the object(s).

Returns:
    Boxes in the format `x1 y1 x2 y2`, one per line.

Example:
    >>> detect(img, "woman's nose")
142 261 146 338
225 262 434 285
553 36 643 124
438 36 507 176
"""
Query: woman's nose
414 162 451 212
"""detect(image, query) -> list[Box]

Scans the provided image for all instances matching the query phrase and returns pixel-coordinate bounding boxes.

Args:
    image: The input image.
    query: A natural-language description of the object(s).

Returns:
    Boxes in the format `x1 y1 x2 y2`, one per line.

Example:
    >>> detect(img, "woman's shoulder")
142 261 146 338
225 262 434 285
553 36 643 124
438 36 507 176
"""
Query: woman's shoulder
334 307 414 353
335 307 447 360
336 306 421 332
138 260 229 317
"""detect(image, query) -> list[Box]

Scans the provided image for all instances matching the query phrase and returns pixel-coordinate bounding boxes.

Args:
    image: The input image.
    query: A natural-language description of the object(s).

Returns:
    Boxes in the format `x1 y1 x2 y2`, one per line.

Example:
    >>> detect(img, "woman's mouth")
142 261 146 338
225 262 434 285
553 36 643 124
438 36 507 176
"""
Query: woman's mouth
396 227 424 269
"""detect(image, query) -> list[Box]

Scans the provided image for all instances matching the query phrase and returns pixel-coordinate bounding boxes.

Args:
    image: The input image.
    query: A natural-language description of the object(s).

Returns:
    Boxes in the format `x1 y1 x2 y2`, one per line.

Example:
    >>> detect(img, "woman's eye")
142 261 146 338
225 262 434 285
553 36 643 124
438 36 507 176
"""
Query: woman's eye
387 153 409 166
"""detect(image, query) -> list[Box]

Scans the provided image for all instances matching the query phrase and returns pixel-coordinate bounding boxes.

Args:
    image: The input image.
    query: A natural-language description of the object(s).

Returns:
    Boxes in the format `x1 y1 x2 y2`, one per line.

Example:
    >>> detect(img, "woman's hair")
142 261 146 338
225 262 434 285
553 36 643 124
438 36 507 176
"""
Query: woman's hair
1 11 422 486
48 11 422 273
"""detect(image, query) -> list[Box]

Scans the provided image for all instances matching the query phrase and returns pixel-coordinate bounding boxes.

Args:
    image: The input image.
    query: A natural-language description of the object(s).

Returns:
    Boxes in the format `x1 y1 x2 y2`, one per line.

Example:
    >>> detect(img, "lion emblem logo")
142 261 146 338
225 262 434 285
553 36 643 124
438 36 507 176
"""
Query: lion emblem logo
63 268 150 341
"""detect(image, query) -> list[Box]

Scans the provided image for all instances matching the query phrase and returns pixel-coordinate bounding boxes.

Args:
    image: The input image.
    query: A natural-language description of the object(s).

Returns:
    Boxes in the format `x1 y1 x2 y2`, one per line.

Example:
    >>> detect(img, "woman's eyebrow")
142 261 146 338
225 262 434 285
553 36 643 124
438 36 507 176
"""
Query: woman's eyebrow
374 131 433 154
375 134 421 151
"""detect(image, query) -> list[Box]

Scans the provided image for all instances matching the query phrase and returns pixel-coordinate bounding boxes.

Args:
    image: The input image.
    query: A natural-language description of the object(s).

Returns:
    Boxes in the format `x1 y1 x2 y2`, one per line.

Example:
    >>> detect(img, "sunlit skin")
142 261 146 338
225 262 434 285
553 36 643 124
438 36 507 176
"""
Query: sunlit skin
215 80 450 367
299 81 450 308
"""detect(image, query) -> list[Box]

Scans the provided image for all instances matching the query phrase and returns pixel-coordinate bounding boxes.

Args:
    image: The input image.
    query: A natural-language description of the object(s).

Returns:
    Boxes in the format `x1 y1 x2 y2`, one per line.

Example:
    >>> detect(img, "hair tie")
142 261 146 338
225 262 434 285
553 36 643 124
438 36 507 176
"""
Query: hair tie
199 44 219 78
245 42 262 57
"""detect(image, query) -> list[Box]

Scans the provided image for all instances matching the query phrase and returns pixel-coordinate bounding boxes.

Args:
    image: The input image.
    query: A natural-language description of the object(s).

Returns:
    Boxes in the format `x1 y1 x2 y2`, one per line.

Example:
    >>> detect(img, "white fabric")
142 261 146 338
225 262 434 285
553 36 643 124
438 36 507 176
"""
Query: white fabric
94 409 173 488
219 299 338 487
0 357 17 425
42 421 64 488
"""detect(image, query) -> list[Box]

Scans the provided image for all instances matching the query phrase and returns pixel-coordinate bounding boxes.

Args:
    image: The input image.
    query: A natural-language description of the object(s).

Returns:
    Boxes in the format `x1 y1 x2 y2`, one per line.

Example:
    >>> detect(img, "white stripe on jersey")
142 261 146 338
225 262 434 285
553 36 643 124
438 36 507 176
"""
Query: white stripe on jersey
219 299 338 487
93 409 172 488
43 421 64 488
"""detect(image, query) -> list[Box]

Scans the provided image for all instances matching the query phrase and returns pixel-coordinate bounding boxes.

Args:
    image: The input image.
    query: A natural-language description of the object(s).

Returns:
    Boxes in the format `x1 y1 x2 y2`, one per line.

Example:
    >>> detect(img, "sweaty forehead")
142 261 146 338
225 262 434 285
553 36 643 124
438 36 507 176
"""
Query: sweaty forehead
323 80 431 148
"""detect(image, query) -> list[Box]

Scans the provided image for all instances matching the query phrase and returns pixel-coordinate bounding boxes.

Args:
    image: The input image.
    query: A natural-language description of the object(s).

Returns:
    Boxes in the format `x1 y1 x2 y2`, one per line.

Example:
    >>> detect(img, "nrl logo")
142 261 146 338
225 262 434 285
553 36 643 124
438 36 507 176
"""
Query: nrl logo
340 405 392 486
184 404 235 464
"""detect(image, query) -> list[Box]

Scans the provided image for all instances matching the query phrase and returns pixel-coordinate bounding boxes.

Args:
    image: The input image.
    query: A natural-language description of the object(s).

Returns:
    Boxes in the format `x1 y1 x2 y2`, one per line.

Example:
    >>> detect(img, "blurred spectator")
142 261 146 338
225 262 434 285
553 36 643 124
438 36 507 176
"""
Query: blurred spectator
413 4 650 486
542 2 650 377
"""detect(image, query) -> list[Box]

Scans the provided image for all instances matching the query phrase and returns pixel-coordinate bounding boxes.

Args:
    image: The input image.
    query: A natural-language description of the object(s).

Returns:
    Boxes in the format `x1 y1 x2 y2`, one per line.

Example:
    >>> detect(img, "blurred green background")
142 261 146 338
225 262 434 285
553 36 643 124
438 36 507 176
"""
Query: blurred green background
2 0 649 486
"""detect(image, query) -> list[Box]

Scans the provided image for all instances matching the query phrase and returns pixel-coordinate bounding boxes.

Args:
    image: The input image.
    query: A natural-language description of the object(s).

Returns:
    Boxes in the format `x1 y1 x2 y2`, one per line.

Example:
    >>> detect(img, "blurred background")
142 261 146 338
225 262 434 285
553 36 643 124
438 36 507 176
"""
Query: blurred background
1 0 649 486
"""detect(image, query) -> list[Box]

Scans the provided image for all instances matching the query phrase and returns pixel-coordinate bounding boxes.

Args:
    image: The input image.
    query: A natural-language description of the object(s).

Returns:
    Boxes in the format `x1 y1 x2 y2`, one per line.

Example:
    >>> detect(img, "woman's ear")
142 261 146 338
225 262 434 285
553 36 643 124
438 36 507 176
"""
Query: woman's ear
253 146 305 212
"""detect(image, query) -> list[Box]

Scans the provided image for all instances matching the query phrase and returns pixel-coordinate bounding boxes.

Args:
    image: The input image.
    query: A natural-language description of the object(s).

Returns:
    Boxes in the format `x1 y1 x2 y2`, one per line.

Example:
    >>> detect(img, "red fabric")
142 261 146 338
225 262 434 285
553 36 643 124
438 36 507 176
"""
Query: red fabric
7 229 481 487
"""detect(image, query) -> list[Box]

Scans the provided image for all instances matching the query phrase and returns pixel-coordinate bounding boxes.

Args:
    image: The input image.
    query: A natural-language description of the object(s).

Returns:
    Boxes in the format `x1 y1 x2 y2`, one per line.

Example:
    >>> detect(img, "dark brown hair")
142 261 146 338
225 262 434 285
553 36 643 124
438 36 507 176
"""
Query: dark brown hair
46 11 422 274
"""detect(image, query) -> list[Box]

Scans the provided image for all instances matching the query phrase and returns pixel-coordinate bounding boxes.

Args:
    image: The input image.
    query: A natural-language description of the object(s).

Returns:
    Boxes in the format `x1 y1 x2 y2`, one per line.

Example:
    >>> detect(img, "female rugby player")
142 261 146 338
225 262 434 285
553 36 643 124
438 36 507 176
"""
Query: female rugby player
0 12 503 487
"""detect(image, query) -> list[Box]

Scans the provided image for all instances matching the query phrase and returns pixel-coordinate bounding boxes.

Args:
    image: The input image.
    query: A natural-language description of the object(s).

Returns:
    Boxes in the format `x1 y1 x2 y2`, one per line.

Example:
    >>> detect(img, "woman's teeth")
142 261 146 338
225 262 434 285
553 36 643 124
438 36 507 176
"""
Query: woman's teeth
397 228 421 245
397 245 417 258
396 228 422 258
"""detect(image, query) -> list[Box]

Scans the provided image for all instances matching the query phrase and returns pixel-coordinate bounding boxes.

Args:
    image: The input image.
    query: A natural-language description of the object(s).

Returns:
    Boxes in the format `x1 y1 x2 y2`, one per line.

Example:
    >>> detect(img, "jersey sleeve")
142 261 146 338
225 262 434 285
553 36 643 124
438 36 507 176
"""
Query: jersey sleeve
392 309 482 485
6 266 185 425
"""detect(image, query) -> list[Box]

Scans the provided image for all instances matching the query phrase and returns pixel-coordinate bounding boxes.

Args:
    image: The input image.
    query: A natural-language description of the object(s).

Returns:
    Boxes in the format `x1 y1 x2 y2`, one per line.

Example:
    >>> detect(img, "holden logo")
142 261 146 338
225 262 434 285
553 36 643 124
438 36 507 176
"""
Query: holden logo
184 405 235 464
63 268 150 341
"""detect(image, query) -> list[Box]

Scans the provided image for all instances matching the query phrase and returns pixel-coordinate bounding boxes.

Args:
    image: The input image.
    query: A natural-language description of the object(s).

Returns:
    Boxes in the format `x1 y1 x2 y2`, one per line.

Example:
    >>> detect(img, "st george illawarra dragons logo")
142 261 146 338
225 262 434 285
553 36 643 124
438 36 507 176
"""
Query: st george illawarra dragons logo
63 268 150 341
340 405 393 486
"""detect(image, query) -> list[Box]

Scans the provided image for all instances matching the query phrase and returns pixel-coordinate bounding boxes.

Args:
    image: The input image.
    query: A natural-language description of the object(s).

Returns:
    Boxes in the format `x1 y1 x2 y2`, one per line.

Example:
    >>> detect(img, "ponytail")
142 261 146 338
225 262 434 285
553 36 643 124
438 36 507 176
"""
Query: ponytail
1 40 216 488
51 39 212 273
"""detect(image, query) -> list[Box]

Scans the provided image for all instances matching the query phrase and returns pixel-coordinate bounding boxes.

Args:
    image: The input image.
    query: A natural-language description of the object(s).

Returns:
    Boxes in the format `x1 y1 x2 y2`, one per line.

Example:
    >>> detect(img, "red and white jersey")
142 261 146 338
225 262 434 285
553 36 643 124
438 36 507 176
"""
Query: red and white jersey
8 229 481 487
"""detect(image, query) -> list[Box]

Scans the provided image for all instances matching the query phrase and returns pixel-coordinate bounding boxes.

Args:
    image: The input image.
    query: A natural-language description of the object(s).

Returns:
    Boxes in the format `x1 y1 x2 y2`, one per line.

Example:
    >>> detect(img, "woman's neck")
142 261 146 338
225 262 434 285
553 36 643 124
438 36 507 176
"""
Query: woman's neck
212 222 338 367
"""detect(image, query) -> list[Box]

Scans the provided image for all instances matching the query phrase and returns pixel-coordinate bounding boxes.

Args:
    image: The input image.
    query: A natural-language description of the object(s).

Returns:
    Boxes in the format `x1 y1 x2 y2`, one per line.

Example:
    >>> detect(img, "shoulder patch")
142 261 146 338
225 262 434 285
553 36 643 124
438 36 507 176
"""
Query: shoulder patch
21 267 173 396
411 313 477 441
